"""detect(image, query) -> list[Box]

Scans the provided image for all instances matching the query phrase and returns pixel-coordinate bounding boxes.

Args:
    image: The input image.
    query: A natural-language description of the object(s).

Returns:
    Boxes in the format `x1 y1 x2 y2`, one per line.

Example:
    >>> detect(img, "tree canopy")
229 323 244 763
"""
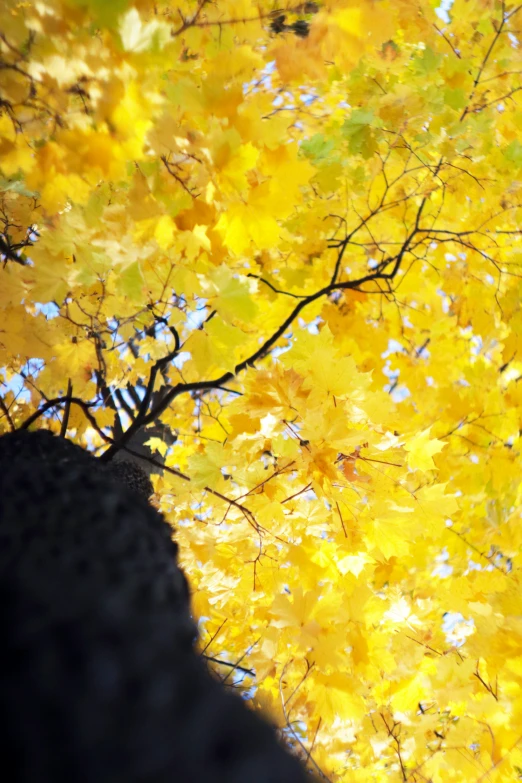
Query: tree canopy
1 0 522 780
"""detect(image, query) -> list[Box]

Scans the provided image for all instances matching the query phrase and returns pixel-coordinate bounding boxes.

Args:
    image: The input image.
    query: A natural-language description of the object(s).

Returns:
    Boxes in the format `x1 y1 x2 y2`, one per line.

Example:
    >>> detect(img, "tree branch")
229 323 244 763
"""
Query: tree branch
19 396 108 440
202 654 256 679
0 234 29 265
102 241 414 461
0 394 15 431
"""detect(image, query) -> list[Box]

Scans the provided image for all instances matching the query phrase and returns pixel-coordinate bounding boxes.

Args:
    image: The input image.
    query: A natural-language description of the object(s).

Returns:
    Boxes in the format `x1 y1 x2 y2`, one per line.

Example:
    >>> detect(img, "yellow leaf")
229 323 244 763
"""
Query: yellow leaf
311 672 366 722
391 674 428 712
154 215 177 249
119 8 170 53
207 266 258 325
187 443 225 489
405 428 446 472
215 202 280 254
337 552 370 577
145 437 168 458
369 517 411 559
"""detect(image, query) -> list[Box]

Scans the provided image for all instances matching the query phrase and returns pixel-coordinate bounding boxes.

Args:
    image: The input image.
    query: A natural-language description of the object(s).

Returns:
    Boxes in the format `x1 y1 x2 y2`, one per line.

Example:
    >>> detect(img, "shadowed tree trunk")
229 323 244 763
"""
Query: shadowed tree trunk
0 430 314 783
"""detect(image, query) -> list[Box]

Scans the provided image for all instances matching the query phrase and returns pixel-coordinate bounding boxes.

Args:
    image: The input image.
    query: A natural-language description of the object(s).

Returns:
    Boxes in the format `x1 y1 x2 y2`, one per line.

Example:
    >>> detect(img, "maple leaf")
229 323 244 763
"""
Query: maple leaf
404 428 446 472
3 0 522 776
119 8 170 52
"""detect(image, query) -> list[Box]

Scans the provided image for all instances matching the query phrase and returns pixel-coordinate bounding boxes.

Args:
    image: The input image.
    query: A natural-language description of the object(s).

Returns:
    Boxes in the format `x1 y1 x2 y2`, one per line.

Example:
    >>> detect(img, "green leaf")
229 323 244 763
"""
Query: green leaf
342 110 378 158
444 88 466 111
477 18 494 36
0 177 37 198
414 47 441 75
65 0 130 28
119 261 145 301
504 140 522 166
301 134 335 162
342 109 375 135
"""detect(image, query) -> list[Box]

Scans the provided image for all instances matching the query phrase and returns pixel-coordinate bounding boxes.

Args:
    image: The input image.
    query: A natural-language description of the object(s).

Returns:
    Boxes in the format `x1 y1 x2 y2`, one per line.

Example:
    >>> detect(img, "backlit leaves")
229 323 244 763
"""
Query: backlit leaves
2 0 522 780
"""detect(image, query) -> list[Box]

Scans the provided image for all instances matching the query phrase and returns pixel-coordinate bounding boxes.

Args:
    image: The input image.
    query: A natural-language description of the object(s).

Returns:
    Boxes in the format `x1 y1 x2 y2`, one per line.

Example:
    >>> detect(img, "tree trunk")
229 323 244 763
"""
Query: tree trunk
0 430 313 783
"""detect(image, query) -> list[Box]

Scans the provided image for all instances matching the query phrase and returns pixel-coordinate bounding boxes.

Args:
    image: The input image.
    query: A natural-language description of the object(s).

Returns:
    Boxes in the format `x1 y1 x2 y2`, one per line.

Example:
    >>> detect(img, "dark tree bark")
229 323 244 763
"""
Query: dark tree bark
0 430 313 783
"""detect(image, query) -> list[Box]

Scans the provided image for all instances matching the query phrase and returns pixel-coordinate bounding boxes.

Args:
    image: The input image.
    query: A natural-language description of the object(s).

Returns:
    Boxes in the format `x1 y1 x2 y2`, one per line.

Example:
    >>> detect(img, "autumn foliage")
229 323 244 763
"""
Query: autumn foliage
2 0 522 779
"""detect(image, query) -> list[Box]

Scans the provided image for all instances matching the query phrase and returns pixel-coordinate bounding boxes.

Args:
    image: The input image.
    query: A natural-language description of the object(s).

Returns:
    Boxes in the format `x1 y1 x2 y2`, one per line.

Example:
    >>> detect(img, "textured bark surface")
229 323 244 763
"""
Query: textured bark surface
0 430 312 783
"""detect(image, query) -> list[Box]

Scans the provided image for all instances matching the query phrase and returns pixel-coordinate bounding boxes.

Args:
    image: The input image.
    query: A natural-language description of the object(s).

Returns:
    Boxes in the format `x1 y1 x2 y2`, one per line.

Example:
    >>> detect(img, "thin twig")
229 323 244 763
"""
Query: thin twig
19 396 106 437
0 394 15 431
279 662 332 781
202 654 255 679
222 638 260 684
60 380 73 437
102 248 413 461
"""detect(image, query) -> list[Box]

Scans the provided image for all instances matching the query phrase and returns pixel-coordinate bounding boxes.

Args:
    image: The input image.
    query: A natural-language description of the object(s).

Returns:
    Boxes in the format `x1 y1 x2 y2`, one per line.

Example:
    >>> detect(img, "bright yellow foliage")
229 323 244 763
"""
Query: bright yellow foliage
2 0 522 779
